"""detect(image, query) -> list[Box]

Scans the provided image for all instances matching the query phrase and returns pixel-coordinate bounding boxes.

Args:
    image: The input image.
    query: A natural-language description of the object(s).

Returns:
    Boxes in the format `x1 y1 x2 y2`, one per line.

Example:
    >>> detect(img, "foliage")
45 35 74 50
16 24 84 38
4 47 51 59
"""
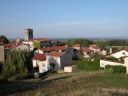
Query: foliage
0 35 9 44
67 38 94 47
96 40 128 47
2 50 32 79
105 65 126 74
52 41 65 46
78 49 84 60
77 58 100 71
96 41 107 49
0 62 3 74
34 41 41 48
107 40 128 46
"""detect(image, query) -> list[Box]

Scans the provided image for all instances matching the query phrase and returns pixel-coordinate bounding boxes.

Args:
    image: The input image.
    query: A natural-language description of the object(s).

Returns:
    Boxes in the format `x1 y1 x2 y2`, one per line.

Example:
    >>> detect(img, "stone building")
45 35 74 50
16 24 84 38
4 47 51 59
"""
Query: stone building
25 28 33 40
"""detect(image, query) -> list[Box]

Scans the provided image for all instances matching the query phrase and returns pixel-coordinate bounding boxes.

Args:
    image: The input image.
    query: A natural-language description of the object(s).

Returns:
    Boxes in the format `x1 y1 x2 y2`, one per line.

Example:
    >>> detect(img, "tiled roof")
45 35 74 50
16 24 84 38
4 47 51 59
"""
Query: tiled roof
124 48 128 52
82 47 91 52
4 43 23 49
33 54 46 61
0 42 5 45
39 46 66 51
47 51 65 57
89 44 100 49
4 43 17 49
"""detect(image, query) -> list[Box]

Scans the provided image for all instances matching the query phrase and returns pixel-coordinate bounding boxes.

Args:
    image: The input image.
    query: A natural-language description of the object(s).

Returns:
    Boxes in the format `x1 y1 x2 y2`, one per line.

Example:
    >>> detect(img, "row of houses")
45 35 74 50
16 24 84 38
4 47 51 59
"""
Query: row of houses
4 35 128 75
0 38 75 76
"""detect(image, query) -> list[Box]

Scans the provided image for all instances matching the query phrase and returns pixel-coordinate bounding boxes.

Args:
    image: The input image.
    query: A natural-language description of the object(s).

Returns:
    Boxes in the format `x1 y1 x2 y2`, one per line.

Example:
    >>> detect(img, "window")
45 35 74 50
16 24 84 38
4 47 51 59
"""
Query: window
42 64 45 67
122 52 125 55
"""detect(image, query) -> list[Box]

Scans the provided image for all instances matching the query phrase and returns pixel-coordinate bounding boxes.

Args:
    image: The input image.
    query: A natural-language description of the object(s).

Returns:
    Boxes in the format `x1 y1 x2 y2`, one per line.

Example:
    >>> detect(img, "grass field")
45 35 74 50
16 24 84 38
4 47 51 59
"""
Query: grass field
1 59 128 96
1 71 128 96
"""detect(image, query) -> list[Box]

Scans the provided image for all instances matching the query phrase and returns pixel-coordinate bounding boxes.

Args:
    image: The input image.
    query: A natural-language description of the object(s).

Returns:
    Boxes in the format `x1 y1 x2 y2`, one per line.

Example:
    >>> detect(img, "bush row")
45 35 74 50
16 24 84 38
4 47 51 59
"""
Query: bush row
105 65 126 73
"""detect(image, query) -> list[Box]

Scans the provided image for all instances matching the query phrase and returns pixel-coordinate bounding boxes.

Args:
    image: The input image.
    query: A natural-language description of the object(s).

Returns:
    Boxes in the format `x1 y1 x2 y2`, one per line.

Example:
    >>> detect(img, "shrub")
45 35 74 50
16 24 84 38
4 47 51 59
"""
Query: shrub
77 58 100 71
105 65 126 74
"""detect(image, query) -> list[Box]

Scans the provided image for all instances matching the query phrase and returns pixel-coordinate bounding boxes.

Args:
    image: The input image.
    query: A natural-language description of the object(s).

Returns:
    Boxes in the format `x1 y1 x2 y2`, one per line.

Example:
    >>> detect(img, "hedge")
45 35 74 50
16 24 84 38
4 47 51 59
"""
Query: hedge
105 65 126 73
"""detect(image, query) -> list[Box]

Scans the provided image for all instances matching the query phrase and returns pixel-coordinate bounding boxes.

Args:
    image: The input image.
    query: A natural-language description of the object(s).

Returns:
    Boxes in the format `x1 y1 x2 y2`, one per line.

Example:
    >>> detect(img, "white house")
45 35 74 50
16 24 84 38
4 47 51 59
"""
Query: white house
100 50 107 56
32 51 72 73
100 57 128 74
82 47 91 58
89 44 101 53
111 50 128 59
22 40 34 51
47 51 72 71
33 54 48 73
15 44 30 52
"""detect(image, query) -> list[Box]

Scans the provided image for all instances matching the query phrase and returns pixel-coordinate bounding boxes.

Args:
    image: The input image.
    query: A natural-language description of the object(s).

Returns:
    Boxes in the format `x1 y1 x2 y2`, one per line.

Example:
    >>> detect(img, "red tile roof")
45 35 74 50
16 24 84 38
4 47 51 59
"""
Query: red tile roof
33 54 46 61
0 42 5 45
4 43 17 49
47 51 65 57
39 46 66 52
89 44 100 49
124 48 128 52
82 47 91 52
4 43 24 49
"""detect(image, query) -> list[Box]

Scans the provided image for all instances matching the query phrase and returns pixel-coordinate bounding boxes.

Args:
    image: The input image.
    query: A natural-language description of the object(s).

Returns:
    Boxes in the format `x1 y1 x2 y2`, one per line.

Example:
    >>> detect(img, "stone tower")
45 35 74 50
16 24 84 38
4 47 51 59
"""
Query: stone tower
24 28 33 40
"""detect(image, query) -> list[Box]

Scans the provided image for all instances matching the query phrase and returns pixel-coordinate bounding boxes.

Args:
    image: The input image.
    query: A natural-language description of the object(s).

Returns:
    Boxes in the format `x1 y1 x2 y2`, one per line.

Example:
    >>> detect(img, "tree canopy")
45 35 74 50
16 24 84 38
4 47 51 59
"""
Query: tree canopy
2 50 32 79
0 35 9 44
67 38 94 47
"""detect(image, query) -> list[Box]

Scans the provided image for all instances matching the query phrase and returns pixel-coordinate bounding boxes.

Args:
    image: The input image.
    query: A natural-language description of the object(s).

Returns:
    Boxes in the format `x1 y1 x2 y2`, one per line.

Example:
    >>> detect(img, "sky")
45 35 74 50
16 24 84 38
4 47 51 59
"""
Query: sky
0 0 128 39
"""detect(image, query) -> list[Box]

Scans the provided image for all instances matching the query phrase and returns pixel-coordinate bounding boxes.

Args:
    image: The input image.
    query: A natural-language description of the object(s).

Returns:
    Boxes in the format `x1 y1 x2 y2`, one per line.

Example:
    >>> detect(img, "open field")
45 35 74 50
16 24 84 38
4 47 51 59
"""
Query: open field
1 71 128 96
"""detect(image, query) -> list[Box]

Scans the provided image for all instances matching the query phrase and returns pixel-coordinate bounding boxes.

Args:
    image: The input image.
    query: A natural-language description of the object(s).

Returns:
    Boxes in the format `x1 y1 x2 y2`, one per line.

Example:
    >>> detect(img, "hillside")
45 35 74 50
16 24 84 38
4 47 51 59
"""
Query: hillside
1 71 128 96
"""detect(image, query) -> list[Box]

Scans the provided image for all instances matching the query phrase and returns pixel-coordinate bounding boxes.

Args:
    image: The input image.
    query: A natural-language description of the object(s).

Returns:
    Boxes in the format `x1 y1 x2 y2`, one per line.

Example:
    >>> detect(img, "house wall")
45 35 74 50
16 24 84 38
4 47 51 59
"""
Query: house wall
32 59 49 73
47 56 61 71
90 48 100 53
111 50 128 58
83 52 87 56
101 50 107 55
74 47 80 50
22 41 34 51
61 54 72 69
16 44 30 52
100 60 124 68
64 65 77 73
38 50 44 54
124 57 128 64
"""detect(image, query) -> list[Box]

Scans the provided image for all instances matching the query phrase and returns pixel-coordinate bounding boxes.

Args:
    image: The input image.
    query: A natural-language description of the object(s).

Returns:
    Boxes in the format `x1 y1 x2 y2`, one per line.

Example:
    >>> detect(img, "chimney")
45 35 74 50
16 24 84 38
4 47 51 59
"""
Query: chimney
110 48 112 54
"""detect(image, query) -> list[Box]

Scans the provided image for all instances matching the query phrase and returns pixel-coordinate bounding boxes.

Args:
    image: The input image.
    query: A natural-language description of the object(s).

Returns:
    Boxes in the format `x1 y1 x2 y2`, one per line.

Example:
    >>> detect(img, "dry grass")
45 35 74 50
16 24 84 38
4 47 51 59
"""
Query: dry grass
1 71 128 96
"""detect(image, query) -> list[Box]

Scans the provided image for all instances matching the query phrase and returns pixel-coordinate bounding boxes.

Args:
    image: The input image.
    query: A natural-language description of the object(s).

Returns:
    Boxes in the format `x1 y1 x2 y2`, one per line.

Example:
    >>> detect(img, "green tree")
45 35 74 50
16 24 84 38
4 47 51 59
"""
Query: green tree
34 41 41 48
2 50 32 79
0 35 9 44
67 38 94 47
